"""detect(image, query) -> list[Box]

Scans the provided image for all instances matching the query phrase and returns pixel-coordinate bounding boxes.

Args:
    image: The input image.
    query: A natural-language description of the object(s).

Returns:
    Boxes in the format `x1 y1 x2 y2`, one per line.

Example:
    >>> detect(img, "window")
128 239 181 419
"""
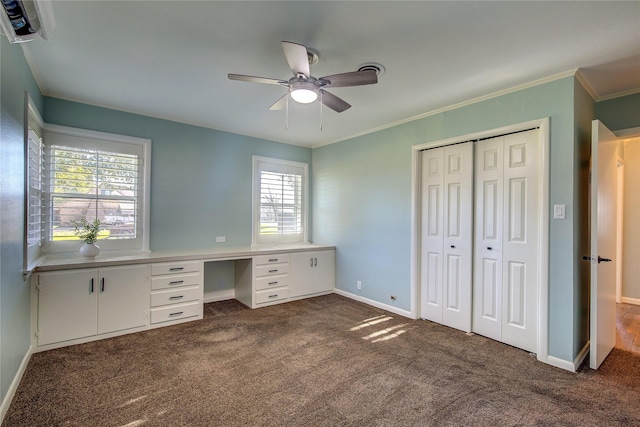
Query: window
42 125 151 253
253 156 308 245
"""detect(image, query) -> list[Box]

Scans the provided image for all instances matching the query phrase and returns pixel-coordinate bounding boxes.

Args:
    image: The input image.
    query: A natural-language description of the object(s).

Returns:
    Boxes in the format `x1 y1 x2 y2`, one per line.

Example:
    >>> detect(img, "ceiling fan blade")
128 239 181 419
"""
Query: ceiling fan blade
319 69 378 88
320 90 351 113
268 94 288 110
228 74 287 85
282 41 310 78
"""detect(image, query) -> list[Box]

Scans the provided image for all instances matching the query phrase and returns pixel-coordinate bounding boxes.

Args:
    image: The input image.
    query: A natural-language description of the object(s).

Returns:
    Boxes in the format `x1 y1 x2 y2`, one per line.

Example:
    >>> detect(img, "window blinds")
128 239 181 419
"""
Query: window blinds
259 170 303 237
27 129 43 247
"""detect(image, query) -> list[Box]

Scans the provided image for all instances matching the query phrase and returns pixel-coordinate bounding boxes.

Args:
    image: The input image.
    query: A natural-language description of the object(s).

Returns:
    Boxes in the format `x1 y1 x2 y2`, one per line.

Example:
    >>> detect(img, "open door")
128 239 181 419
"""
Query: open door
589 120 619 369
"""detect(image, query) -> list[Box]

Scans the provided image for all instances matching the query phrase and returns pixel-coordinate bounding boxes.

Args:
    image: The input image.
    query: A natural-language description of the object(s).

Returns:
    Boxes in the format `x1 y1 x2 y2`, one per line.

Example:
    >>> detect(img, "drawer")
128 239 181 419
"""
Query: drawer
151 272 200 291
255 275 289 291
255 287 289 304
255 263 289 277
151 261 201 276
150 301 201 324
151 286 201 307
255 254 290 266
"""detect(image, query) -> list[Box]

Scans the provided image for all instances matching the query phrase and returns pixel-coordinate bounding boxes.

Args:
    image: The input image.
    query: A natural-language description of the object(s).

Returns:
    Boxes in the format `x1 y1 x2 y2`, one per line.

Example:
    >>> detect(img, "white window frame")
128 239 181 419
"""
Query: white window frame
252 156 308 246
24 94 45 273
42 124 151 254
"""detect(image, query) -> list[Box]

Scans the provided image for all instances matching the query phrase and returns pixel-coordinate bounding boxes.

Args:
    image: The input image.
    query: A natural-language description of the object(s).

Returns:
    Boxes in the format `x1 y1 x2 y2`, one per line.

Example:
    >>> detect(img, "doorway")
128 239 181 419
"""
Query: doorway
591 127 640 368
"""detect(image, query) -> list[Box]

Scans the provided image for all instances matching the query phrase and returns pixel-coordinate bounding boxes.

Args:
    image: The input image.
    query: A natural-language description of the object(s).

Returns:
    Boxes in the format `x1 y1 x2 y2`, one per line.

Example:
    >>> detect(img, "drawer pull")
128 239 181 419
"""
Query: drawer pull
169 280 184 285
169 295 184 300
268 258 279 262
268 281 278 286
268 294 279 299
169 311 184 317
169 267 184 271
268 269 278 273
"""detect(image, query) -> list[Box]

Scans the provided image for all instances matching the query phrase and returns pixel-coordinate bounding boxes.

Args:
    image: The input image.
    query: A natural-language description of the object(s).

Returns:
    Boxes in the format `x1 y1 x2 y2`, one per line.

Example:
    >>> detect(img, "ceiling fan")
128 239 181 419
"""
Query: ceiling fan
228 41 378 113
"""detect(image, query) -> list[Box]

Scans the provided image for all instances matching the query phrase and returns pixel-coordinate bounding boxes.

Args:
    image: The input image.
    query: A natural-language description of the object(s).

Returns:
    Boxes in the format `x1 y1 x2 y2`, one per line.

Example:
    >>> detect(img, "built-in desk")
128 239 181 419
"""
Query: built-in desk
32 245 335 351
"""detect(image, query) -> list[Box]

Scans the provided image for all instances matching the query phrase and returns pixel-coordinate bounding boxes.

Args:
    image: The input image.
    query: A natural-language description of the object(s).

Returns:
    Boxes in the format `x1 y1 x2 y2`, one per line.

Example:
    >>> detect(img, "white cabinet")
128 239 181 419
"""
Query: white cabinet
36 265 148 347
235 254 290 308
150 260 203 325
289 250 335 298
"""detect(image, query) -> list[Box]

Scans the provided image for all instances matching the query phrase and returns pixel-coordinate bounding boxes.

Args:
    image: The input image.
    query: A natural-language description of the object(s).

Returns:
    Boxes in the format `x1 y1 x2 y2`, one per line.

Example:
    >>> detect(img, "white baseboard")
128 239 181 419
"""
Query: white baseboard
1 346 33 423
544 341 589 373
204 289 235 304
333 289 415 319
621 296 640 306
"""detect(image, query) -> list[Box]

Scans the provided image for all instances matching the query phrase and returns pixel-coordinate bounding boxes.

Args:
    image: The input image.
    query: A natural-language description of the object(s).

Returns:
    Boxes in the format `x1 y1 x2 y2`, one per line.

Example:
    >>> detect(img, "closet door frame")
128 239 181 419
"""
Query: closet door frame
410 117 550 364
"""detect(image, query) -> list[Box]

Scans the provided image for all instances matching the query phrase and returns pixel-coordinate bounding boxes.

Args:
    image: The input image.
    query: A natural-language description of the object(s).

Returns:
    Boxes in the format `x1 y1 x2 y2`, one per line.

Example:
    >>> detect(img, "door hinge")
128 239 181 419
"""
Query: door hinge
34 330 39 338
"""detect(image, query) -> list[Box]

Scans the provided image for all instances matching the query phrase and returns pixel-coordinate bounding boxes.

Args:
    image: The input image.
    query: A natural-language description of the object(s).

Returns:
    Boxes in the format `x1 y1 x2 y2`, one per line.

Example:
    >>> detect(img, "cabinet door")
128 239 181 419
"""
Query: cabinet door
312 250 335 293
98 265 148 334
38 269 98 346
289 252 314 298
289 251 335 298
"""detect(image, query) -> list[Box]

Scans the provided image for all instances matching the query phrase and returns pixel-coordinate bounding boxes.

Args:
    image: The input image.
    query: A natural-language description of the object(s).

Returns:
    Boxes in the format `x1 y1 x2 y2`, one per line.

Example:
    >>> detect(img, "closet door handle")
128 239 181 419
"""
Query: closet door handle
314 257 317 267
450 245 456 249
100 277 105 293
90 278 94 294
310 257 314 267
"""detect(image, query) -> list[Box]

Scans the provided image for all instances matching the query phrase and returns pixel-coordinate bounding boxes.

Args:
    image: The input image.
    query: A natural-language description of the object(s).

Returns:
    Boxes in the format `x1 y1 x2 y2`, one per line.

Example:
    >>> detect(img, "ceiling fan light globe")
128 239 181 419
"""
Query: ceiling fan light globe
291 88 318 104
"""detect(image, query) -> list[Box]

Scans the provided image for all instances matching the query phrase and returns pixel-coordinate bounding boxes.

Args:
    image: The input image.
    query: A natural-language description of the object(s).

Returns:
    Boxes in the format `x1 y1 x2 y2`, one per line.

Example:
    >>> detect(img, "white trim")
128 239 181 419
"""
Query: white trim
251 156 309 247
543 341 589 373
0 346 32 423
41 124 151 253
315 70 576 148
334 289 415 319
621 296 640 306
574 70 598 101
410 118 550 364
597 87 640 102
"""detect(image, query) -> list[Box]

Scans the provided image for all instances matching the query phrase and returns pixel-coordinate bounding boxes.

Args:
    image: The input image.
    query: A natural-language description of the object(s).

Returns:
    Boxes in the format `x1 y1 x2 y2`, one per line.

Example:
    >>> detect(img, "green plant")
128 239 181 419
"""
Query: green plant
71 218 102 244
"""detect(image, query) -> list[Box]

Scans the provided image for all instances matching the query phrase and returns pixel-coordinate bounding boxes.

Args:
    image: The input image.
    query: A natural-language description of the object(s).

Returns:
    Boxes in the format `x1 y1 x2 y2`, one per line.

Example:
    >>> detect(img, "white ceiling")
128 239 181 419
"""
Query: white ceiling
24 1 640 147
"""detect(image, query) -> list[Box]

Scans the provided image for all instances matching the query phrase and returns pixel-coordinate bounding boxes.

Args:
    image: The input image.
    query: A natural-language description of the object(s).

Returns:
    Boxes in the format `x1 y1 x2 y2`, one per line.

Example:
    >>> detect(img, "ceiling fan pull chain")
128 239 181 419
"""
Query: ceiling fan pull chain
320 91 323 131
285 90 289 130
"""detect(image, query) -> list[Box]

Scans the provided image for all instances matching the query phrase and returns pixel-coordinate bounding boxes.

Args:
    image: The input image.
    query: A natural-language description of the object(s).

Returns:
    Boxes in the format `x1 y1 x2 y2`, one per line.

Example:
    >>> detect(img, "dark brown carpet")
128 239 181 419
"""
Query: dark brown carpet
4 294 640 426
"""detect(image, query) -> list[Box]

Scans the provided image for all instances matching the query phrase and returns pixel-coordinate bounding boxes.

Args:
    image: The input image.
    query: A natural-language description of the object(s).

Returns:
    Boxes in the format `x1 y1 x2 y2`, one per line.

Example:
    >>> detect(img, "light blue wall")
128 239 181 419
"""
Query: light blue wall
313 77 581 362
43 98 312 250
596 92 640 132
0 37 43 403
573 77 595 357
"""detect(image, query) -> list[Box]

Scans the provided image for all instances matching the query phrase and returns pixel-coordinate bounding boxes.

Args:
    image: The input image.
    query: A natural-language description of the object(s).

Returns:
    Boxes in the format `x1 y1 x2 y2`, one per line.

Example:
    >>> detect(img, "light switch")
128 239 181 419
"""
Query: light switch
553 204 566 220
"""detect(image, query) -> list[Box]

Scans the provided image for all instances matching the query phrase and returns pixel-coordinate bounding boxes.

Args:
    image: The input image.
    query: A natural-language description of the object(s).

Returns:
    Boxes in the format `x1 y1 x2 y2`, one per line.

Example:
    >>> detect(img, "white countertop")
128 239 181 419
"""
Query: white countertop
34 244 335 272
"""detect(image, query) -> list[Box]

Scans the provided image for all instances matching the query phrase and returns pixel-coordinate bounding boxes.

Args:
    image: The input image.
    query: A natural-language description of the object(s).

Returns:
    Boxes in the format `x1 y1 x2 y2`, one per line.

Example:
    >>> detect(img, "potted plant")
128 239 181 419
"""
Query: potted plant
72 218 102 258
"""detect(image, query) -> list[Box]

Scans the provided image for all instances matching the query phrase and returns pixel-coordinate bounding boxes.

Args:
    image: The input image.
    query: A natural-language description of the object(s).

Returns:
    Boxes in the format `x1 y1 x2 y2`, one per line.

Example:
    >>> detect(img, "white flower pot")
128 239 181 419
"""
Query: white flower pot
79 243 100 258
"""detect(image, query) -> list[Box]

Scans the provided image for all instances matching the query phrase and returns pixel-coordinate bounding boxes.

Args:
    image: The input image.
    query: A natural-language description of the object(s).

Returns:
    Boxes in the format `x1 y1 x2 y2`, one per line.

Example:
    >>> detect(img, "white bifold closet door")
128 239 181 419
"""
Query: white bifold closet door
472 129 539 353
420 142 473 332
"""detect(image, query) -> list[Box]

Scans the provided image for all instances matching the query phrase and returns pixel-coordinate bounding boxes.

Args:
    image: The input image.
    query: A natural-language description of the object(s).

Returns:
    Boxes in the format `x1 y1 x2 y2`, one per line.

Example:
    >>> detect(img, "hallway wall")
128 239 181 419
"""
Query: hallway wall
622 138 640 302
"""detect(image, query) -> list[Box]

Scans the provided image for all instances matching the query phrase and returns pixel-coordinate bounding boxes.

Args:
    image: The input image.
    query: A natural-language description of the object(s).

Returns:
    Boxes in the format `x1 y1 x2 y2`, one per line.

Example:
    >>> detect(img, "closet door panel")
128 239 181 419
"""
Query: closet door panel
420 148 444 322
442 142 473 332
473 136 504 340
501 130 539 353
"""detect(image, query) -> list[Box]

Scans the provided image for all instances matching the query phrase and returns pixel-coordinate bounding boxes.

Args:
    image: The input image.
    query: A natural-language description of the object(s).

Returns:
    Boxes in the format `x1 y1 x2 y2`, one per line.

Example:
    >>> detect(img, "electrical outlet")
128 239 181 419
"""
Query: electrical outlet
356 280 362 290
216 236 226 243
